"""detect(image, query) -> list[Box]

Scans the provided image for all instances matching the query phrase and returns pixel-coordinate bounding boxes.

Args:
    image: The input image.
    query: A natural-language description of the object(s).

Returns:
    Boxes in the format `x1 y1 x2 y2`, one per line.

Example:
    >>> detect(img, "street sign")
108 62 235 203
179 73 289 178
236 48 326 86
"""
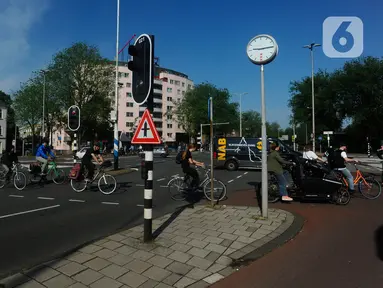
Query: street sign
318 136 323 141
131 109 161 144
323 131 333 135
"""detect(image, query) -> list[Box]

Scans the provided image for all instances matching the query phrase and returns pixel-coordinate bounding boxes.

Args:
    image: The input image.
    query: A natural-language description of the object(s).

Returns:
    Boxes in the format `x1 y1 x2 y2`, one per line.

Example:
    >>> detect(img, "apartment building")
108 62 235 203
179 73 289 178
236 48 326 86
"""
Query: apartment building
117 62 193 144
0 101 7 151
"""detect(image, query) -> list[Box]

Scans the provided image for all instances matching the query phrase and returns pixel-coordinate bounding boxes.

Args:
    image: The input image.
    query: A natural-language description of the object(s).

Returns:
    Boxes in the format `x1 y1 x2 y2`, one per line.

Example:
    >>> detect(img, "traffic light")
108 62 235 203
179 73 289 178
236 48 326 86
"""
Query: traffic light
128 34 154 105
68 105 80 131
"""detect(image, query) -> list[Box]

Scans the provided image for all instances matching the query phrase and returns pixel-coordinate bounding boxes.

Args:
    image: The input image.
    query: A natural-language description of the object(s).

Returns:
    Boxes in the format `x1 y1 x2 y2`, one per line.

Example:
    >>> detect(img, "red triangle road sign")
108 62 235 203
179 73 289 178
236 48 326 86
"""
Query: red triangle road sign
131 109 162 144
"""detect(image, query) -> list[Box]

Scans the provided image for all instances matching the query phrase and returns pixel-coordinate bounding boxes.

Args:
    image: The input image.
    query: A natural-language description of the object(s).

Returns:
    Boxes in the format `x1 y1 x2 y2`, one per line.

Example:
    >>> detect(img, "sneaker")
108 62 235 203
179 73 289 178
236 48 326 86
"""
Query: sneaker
349 189 355 194
281 196 293 202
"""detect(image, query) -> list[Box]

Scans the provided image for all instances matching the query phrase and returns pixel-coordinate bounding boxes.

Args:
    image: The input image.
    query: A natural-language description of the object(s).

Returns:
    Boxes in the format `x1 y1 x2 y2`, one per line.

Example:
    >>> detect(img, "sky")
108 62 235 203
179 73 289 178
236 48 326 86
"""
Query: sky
0 0 382 128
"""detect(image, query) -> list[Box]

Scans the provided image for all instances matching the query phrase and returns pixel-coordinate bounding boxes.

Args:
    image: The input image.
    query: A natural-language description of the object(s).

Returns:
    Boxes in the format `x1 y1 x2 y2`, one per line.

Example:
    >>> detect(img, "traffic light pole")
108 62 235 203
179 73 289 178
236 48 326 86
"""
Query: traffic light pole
73 133 77 164
113 0 120 171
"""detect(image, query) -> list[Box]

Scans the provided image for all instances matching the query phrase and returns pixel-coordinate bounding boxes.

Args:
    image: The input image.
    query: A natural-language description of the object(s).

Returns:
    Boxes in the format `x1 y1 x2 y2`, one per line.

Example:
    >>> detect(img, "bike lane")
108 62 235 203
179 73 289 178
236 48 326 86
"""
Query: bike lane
212 189 383 288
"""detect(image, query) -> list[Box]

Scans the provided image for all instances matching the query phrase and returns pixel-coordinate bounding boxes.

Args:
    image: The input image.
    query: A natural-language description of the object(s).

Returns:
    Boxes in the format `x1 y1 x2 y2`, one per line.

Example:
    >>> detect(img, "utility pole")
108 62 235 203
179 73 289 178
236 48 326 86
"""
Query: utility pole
235 92 248 137
113 0 120 170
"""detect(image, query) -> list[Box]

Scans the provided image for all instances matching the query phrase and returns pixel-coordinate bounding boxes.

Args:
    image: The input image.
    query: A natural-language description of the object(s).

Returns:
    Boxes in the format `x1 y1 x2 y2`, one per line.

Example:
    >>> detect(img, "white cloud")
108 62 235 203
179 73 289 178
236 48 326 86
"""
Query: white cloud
0 0 49 93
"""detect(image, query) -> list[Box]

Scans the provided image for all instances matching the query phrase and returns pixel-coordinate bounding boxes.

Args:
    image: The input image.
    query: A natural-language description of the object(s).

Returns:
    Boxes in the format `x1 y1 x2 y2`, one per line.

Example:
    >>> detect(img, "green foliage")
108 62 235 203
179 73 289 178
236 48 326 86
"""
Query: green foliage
0 90 16 148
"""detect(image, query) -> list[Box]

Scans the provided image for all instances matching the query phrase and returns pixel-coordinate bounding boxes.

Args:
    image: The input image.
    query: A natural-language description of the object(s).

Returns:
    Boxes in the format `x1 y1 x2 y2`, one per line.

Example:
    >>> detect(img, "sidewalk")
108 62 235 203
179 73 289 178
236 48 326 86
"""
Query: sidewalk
0 204 300 288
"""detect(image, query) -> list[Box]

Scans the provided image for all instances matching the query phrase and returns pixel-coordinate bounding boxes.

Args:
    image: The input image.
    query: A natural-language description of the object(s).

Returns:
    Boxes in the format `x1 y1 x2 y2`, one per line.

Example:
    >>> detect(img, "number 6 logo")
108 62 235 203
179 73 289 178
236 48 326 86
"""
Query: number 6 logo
323 16 363 58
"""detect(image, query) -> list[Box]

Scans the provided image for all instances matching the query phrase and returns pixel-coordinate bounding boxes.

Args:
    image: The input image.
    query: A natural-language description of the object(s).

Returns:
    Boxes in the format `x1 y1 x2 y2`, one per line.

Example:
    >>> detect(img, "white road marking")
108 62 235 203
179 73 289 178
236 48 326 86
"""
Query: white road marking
244 172 248 175
137 204 144 207
9 195 24 198
101 202 119 205
236 175 242 179
131 168 139 171
38 197 55 200
160 185 168 188
0 205 60 219
69 199 85 203
171 174 179 178
157 178 165 182
228 180 234 183
136 184 144 187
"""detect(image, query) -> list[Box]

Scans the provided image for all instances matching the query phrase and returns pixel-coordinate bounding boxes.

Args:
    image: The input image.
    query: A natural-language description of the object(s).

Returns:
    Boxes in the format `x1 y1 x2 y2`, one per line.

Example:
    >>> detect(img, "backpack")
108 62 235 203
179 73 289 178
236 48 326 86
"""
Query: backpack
69 163 82 179
324 148 336 169
175 151 183 164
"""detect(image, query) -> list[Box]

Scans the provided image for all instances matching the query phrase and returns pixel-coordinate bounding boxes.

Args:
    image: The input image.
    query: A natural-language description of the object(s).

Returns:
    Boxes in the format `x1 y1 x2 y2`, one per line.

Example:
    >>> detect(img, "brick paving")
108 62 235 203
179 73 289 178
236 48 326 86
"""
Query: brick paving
0 205 294 288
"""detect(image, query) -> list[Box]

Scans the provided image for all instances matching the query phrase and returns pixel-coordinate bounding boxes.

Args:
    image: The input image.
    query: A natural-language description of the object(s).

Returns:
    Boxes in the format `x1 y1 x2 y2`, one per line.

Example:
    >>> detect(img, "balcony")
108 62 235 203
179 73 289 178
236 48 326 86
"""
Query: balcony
154 89 162 94
153 107 162 113
153 117 162 122
154 97 162 104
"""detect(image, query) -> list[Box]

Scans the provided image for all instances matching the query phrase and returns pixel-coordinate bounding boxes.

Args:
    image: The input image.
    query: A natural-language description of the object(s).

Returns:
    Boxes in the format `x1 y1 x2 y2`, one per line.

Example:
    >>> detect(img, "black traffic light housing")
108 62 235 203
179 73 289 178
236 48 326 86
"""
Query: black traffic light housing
128 34 154 107
68 105 80 131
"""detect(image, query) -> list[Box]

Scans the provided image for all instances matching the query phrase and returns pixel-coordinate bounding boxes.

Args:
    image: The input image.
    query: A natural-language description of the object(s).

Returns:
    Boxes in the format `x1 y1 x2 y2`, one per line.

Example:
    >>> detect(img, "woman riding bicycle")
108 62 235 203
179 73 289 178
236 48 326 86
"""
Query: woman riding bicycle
181 144 204 190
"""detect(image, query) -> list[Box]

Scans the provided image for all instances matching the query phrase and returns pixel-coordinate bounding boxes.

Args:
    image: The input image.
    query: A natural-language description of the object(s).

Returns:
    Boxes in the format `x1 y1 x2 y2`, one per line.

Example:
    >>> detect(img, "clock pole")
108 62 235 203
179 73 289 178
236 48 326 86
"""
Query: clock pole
260 64 268 218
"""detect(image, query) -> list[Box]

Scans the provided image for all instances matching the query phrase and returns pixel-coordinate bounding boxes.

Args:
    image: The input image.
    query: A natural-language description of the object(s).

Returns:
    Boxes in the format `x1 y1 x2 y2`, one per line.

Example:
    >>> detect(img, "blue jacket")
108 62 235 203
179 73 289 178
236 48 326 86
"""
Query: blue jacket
36 144 55 159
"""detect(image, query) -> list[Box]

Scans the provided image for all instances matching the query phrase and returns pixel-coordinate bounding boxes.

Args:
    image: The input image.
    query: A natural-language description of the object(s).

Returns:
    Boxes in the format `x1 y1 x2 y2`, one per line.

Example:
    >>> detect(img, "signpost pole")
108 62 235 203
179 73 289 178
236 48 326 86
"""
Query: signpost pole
209 96 214 207
260 65 268 218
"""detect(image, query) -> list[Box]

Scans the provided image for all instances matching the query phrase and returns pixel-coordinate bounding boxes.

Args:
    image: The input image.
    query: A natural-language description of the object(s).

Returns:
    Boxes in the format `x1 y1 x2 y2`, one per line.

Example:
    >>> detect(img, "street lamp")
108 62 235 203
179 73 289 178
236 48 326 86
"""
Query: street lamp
40 69 47 139
234 92 248 137
113 0 120 170
303 42 321 152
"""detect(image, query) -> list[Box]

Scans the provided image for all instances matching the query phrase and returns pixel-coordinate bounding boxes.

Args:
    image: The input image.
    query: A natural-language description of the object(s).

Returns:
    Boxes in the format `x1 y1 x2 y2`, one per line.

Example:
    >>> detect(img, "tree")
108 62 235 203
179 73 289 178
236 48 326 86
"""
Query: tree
46 42 114 143
13 81 43 152
0 91 16 148
241 110 261 137
172 82 239 137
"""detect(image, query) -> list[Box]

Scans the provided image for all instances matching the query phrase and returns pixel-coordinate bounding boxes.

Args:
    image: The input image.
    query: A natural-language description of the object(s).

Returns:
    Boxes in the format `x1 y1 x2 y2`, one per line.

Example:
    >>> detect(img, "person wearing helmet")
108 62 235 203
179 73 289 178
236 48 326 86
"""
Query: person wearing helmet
81 141 104 182
35 138 55 175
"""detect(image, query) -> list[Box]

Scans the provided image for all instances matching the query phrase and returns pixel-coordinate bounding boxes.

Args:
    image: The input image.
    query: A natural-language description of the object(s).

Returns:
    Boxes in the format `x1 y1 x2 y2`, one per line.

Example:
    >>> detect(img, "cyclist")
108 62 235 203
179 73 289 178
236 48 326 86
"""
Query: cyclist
1 146 19 179
303 143 325 162
82 142 104 182
36 138 55 175
181 144 204 190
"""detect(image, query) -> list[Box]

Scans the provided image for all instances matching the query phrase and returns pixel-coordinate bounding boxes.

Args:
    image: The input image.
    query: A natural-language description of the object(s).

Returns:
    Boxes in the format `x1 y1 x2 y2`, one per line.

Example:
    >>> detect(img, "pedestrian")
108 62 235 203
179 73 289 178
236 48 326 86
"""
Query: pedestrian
267 143 295 202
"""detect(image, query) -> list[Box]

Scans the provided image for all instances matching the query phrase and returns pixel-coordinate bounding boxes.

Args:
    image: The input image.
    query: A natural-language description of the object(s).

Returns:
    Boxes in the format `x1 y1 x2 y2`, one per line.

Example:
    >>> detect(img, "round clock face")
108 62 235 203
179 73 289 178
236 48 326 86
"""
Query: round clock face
246 35 278 65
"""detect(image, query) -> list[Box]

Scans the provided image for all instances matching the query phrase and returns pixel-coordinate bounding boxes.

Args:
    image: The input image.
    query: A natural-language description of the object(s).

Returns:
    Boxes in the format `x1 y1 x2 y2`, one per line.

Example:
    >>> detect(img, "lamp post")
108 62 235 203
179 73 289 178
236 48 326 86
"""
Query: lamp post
303 42 320 152
40 70 47 139
235 92 248 137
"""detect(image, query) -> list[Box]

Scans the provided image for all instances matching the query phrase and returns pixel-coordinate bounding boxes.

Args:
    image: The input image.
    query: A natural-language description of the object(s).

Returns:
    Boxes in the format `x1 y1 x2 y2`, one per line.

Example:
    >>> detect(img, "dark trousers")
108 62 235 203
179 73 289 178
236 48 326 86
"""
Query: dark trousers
183 167 199 188
82 161 95 179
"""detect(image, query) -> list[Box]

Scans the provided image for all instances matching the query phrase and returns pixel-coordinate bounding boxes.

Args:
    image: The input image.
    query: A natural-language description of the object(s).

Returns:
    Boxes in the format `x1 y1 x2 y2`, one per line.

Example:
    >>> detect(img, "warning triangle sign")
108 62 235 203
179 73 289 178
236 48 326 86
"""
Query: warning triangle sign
131 109 162 144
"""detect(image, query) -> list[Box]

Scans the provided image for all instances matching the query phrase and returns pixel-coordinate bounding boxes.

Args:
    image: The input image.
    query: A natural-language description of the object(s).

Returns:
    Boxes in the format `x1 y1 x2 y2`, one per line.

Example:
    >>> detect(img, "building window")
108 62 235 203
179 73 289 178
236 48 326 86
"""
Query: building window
118 72 122 78
167 124 172 129
170 79 174 84
167 133 172 138
178 124 181 129
182 82 185 87
167 87 172 93
126 122 134 127
124 72 129 77
188 84 192 89
155 123 162 128
0 126 2 135
175 80 180 86
126 102 134 107
182 91 185 96
127 92 132 97
118 82 123 87
167 97 172 101
177 89 181 95
126 83 131 88
167 106 172 111
126 112 133 117
167 115 172 120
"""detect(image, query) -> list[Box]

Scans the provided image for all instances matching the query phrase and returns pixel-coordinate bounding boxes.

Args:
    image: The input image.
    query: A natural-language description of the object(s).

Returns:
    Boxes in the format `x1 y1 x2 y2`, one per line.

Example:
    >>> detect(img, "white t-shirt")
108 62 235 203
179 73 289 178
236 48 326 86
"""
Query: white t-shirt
303 150 319 160
341 151 347 159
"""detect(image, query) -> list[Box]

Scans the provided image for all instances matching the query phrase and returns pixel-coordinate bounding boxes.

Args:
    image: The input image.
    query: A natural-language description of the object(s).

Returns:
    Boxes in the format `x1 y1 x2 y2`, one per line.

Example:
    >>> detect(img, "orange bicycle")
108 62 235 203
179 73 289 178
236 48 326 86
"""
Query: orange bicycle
335 163 381 200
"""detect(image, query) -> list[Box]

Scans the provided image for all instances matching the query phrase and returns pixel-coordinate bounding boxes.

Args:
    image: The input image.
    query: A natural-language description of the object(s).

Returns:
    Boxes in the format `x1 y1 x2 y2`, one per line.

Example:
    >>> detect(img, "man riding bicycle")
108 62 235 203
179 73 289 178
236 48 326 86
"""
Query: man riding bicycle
1 145 19 179
36 138 55 176
82 142 104 182
181 144 204 190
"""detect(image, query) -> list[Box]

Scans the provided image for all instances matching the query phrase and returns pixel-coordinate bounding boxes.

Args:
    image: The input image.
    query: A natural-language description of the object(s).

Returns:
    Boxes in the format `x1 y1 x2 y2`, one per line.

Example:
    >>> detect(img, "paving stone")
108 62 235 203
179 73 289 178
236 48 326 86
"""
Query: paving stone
168 250 192 263
172 235 191 244
253 229 271 236
73 268 103 285
207 263 226 273
26 266 59 282
66 252 96 264
230 241 247 250
100 240 124 250
189 227 205 233
188 239 209 249
205 243 226 254
186 280 210 288
154 283 173 288
107 233 127 242
256 219 273 225
93 238 108 246
124 259 152 274
169 242 192 253
203 236 223 245
241 244 256 254
186 267 212 281
118 271 148 288
205 251 221 262
233 230 252 237
67 282 88 288
147 255 174 268
203 273 224 284
174 276 196 288
188 247 210 258
166 262 193 275
108 254 134 266
79 244 103 254
142 266 171 282
84 257 112 271
139 279 159 288
90 276 123 288
172 229 192 237
246 222 262 228
237 236 255 244
219 266 236 277
219 232 238 241
155 238 176 248
43 274 75 288
99 264 129 279
47 259 70 269
16 280 45 288
229 250 246 260
57 262 87 277
121 237 142 247
93 248 118 259
216 255 232 266
187 256 214 270
220 239 234 247
131 250 155 261
115 245 138 256
245 226 258 233
152 246 174 257
187 233 207 241
203 230 221 237
223 248 236 255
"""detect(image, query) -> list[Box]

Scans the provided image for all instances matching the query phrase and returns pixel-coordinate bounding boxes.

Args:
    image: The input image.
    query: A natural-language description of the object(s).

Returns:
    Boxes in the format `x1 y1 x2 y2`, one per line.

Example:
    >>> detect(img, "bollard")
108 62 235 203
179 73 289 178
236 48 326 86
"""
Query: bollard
381 161 383 184
144 146 153 242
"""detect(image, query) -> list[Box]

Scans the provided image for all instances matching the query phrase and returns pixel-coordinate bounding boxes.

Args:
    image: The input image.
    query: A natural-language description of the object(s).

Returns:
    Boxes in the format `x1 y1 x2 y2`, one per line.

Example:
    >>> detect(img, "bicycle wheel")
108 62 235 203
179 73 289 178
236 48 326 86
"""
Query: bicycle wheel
98 174 117 195
13 172 27 191
0 170 8 188
70 178 87 192
168 177 187 201
203 179 227 202
268 174 280 203
334 186 351 205
51 169 66 184
358 177 382 200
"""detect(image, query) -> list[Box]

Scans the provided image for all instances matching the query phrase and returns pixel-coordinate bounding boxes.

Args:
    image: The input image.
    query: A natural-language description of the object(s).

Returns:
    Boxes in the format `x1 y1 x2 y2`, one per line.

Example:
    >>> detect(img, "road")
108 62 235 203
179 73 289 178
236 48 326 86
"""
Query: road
0 153 260 279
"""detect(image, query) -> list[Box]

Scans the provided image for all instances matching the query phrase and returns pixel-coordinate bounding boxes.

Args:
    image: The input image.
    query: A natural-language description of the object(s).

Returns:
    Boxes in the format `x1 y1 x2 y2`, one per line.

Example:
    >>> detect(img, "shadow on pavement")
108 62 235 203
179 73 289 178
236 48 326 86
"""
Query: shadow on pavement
374 225 383 261
247 181 262 211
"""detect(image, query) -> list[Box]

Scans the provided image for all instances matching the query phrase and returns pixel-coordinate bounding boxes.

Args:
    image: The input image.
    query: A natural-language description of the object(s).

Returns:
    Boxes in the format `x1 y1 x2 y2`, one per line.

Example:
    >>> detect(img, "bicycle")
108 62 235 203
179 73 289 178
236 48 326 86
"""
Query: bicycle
29 159 66 185
0 163 27 190
70 160 117 194
335 163 382 200
167 165 227 202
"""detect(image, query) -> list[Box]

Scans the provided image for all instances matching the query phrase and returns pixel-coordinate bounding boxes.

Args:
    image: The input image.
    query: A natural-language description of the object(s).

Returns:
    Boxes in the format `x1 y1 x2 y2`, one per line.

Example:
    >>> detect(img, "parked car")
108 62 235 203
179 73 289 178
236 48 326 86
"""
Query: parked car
75 146 89 160
139 145 169 158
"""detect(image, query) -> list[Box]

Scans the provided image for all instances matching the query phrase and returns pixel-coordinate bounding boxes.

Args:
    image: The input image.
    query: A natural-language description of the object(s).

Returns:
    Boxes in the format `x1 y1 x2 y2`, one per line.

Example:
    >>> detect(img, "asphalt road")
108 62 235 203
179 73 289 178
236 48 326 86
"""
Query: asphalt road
0 153 260 279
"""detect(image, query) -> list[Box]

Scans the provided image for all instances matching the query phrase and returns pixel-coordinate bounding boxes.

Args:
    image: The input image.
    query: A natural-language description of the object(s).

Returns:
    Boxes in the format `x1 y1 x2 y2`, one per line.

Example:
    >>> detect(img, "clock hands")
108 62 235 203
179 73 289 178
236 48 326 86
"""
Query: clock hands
252 46 274 50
